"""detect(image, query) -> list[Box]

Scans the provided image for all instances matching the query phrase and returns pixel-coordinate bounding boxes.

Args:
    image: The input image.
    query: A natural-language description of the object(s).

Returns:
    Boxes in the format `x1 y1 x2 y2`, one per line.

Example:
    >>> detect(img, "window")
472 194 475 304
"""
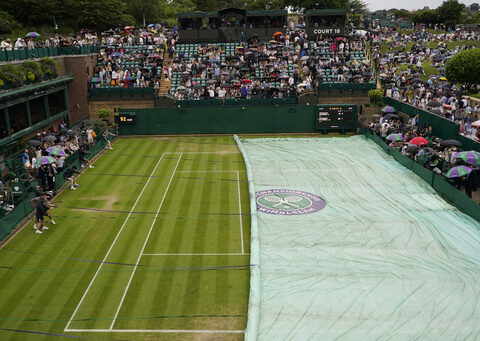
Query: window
29 97 47 125
8 103 28 134
48 90 66 116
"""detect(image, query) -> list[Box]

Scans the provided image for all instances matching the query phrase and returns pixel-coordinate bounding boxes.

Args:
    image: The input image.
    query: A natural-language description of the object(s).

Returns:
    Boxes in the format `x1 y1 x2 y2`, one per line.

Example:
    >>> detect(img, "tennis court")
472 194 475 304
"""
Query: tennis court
0 136 250 340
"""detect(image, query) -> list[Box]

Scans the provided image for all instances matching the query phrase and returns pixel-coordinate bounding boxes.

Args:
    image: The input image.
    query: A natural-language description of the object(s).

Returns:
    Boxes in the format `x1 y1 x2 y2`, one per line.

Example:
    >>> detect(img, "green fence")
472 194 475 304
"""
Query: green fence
362 127 480 222
316 82 376 91
0 131 116 240
382 97 480 152
0 45 99 62
118 105 342 135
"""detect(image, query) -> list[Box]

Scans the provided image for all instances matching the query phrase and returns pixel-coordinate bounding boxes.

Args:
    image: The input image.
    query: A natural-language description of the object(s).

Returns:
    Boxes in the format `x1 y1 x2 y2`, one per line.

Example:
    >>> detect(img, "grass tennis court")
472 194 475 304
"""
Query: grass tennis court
0 136 250 340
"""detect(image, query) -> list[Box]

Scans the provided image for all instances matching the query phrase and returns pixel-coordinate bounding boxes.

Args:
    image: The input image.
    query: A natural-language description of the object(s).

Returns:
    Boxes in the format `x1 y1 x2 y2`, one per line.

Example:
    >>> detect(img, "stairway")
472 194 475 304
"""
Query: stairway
158 52 173 96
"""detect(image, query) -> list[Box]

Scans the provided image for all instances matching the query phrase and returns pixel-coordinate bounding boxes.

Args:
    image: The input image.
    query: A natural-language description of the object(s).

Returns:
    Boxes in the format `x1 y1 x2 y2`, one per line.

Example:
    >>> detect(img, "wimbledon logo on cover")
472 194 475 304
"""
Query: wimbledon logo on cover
256 189 326 215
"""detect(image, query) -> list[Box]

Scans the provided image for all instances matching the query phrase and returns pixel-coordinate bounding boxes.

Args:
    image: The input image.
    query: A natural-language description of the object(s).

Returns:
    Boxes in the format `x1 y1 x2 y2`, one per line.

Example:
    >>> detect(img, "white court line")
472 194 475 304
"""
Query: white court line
176 170 245 173
65 329 244 333
64 154 166 332
165 152 238 154
109 154 183 330
237 171 245 255
142 253 249 256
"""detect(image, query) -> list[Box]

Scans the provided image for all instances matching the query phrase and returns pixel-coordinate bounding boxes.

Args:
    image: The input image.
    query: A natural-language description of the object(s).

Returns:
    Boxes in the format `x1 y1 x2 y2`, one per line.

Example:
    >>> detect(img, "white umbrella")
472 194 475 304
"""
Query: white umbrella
472 120 480 127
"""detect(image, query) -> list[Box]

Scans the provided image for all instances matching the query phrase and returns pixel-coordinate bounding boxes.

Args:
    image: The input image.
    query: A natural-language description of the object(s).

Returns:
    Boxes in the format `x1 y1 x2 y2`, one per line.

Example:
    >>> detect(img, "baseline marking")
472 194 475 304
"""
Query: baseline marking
142 253 249 256
65 329 244 333
176 170 245 173
237 171 245 255
109 153 183 330
64 153 166 331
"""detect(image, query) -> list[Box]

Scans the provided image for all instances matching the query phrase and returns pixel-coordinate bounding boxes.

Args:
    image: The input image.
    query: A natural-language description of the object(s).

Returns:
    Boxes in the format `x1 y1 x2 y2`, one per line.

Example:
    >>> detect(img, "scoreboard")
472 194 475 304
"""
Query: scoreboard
115 113 136 124
316 105 357 132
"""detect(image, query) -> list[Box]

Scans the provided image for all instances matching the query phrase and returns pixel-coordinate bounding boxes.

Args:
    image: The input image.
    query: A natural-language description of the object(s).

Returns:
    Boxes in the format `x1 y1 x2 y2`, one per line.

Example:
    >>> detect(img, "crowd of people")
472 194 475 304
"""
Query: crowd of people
171 29 371 100
89 26 178 89
20 121 115 233
369 26 480 142
0 30 99 50
369 114 479 199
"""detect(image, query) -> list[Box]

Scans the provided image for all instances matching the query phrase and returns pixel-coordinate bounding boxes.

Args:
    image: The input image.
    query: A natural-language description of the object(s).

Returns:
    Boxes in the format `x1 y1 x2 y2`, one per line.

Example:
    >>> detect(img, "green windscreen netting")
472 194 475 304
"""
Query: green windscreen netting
235 135 480 341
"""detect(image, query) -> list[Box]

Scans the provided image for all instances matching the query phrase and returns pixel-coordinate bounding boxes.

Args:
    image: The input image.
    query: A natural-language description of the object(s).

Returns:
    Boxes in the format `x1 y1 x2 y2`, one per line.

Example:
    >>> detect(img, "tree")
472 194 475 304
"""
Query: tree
127 0 161 26
469 3 480 12
445 49 480 92
411 9 439 25
71 0 128 30
436 0 466 27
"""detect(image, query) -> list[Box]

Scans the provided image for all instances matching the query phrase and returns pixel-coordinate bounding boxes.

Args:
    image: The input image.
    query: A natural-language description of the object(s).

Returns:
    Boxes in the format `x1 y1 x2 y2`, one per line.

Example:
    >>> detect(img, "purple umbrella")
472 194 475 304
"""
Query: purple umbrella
110 52 122 57
386 133 404 141
446 166 472 178
453 151 480 165
381 105 396 113
46 147 66 157
34 156 56 167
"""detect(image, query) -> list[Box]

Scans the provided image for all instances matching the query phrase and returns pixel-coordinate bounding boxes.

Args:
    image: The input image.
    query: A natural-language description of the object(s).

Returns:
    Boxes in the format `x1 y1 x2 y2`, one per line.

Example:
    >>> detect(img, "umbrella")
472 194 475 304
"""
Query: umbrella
446 166 472 178
472 120 480 127
453 151 480 165
381 105 396 113
139 32 148 37
440 139 462 147
124 26 134 30
385 113 400 119
430 109 443 116
300 56 309 61
405 145 419 153
25 32 41 38
427 101 441 107
125 76 136 81
439 76 447 81
273 32 283 37
27 140 42 146
413 73 422 77
386 133 404 141
334 37 344 42
409 137 429 146
268 40 278 44
110 52 122 57
34 156 56 167
43 135 57 142
296 24 305 29
46 147 66 157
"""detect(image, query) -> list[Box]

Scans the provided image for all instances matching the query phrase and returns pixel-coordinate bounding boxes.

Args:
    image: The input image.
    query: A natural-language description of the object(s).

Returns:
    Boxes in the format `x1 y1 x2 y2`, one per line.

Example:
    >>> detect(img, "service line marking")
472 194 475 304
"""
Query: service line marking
64 153 166 332
109 154 183 330
237 171 245 255
65 329 244 333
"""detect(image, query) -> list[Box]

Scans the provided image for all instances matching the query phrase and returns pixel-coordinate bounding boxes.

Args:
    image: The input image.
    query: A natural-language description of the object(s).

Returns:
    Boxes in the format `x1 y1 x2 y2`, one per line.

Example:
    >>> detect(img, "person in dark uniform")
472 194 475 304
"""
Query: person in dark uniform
79 146 94 169
31 193 55 234
63 166 82 190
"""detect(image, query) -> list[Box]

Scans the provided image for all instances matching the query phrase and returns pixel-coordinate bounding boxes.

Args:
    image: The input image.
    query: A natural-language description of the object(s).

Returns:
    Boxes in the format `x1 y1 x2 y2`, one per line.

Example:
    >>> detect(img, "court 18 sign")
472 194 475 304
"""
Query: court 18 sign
256 189 326 215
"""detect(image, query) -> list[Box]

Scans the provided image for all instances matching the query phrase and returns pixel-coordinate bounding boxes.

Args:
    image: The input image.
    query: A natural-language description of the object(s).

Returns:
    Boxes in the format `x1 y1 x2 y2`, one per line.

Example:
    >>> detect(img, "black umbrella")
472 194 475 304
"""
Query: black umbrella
440 139 462 147
386 113 400 119
27 140 42 146
430 109 443 116
453 89 463 96
427 101 441 107
43 135 57 142
405 145 418 153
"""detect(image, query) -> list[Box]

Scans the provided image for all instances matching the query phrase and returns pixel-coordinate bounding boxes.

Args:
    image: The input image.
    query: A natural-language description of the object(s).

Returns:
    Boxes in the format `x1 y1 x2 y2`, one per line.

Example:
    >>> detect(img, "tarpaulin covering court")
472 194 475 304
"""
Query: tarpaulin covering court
236 135 480 341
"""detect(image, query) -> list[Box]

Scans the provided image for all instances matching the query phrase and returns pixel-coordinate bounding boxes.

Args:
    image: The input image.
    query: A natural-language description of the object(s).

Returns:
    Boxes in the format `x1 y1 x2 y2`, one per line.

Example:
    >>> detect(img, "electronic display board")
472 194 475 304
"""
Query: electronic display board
316 105 357 131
